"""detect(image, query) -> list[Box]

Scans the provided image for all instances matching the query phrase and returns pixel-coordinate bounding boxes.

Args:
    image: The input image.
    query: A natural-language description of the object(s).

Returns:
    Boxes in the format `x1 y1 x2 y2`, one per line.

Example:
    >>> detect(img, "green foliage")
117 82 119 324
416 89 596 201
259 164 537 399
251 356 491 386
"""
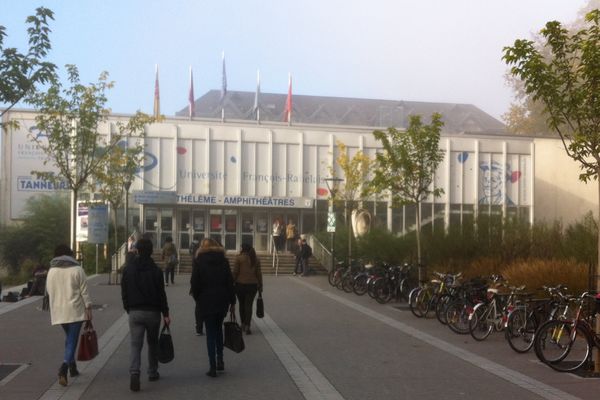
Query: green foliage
27 64 154 249
0 194 69 274
369 114 445 271
317 213 598 272
504 10 600 182
0 7 57 124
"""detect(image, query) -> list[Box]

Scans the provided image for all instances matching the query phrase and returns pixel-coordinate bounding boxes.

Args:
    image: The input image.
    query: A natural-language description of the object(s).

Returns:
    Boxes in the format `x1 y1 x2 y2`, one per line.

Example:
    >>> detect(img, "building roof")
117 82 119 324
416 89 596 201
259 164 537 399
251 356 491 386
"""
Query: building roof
176 90 506 134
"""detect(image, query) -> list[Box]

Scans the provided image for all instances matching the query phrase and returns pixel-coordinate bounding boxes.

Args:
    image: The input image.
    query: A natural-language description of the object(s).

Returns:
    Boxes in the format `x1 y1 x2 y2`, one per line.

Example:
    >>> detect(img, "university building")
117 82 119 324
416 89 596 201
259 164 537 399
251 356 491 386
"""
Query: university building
0 91 595 253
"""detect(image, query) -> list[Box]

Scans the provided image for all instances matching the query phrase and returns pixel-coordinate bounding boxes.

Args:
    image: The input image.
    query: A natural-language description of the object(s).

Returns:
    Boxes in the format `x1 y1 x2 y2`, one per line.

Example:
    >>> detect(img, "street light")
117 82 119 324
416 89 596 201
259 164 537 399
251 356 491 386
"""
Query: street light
324 177 343 273
124 178 132 241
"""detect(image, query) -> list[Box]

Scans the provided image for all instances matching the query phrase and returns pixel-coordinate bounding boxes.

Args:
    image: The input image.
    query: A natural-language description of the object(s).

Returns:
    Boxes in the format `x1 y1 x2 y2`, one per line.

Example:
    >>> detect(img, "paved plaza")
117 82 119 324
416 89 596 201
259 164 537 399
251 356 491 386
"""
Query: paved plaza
0 274 598 400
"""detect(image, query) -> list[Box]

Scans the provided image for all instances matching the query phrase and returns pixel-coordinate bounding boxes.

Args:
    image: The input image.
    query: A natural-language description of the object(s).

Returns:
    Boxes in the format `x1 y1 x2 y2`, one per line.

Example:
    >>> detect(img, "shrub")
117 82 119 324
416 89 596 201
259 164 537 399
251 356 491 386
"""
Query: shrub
501 259 588 295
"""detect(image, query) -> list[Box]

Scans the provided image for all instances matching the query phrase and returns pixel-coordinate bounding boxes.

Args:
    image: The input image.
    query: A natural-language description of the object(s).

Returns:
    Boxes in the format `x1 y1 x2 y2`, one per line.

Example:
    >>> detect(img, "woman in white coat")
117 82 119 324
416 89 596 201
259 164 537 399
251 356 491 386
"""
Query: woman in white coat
46 244 93 386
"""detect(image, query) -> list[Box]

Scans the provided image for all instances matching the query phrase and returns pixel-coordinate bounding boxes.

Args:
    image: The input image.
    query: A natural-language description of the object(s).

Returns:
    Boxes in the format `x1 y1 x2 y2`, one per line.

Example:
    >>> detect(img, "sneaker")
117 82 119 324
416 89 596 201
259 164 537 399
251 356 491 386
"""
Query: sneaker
130 374 140 392
196 330 204 336
149 372 160 382
58 363 68 387
69 362 79 377
292 272 297 276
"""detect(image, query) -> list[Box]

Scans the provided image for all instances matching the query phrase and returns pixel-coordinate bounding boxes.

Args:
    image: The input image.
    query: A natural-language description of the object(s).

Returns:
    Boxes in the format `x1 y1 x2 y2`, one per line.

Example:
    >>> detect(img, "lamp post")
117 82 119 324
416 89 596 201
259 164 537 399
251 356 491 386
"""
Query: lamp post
324 177 343 273
124 178 132 241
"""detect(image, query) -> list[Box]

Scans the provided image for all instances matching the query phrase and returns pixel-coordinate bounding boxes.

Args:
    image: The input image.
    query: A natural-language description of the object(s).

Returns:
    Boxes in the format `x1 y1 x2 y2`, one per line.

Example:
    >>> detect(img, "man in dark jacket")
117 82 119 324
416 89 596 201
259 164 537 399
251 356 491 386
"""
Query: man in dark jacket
121 238 170 392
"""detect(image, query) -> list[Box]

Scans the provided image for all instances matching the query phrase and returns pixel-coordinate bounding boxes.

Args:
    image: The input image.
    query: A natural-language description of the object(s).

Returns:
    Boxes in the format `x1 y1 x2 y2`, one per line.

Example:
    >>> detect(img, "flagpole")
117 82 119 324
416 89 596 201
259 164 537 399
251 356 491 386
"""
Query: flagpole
153 64 160 119
287 73 292 126
221 51 227 123
256 69 261 125
189 66 194 121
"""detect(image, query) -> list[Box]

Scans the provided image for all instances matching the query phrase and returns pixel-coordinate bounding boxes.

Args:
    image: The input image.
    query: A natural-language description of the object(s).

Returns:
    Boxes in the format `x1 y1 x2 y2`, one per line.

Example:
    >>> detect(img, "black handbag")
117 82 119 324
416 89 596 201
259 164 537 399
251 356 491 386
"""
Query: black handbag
158 323 174 363
223 312 245 353
256 292 264 318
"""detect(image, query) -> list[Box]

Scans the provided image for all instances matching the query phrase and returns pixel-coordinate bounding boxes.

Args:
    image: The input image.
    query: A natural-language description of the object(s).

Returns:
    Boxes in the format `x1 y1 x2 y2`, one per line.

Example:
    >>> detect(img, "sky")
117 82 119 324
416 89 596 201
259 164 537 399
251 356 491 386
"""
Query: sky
1 0 591 121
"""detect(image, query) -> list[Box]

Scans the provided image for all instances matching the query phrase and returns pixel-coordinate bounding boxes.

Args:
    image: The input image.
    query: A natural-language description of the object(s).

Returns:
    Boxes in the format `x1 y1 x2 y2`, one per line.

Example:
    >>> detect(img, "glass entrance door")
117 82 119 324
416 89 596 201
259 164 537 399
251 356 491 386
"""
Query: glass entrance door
224 210 237 251
209 209 223 246
178 209 191 252
144 207 158 249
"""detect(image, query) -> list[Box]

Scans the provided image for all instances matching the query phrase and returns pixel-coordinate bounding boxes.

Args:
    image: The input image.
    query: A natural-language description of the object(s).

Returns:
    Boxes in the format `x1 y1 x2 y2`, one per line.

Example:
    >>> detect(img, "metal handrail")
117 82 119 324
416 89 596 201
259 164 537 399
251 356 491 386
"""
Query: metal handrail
110 241 128 284
271 235 280 276
306 234 334 272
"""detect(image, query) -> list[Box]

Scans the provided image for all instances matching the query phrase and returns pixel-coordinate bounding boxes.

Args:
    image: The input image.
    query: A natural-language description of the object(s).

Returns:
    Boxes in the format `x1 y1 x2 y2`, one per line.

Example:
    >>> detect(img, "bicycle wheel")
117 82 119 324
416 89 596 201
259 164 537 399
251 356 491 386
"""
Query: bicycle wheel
435 294 452 325
446 301 472 334
374 280 392 304
367 277 382 299
505 308 537 353
534 320 591 372
327 268 337 286
409 287 424 317
469 304 493 341
330 268 343 288
341 273 354 293
414 287 432 318
353 274 369 296
399 277 418 302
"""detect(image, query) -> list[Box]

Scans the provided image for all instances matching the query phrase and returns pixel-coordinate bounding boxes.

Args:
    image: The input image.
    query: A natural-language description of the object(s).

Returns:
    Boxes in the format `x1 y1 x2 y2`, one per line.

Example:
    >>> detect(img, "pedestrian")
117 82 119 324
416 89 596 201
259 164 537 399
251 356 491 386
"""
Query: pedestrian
286 219 297 253
190 238 236 377
121 238 170 392
293 238 303 276
46 244 93 387
300 238 313 276
161 236 178 286
233 243 263 334
190 234 204 336
272 217 283 251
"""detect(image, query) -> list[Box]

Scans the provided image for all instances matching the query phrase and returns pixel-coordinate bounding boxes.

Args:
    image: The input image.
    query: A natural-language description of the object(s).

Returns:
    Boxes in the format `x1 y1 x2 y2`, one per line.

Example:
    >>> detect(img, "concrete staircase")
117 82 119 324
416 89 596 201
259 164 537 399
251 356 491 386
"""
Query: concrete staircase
157 251 326 276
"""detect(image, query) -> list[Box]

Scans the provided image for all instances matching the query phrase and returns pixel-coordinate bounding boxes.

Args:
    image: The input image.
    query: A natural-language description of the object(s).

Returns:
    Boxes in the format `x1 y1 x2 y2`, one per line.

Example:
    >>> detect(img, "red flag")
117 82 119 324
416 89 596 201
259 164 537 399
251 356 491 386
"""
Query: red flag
153 65 160 118
188 66 194 119
283 74 292 123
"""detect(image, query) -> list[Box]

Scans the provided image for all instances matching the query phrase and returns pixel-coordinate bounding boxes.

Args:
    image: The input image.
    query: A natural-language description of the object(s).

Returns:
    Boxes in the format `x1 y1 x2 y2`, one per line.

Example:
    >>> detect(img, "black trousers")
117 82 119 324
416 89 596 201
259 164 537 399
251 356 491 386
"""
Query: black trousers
235 283 258 326
194 301 204 333
164 265 175 284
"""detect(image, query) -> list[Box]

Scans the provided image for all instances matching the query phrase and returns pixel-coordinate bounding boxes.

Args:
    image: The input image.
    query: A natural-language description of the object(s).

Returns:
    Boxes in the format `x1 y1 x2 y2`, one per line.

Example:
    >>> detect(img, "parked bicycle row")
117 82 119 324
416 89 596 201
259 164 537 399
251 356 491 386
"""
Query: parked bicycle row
328 261 600 374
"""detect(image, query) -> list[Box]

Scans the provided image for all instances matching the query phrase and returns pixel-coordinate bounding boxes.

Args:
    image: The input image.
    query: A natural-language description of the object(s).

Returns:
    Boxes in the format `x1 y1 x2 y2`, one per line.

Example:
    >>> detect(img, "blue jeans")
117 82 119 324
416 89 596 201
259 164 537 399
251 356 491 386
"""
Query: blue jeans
204 311 226 369
61 321 84 364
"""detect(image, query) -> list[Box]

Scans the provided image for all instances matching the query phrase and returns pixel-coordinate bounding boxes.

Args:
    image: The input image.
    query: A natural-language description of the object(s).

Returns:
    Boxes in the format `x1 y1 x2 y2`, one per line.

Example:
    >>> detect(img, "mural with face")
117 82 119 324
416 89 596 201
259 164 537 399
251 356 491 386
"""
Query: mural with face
479 160 520 206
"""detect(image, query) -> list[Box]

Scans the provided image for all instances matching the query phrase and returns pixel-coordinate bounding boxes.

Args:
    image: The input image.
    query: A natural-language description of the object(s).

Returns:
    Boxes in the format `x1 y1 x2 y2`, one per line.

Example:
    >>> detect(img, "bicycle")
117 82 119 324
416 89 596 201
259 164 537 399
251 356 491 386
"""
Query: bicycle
534 291 600 372
409 271 460 318
374 263 417 304
504 285 569 353
468 282 525 341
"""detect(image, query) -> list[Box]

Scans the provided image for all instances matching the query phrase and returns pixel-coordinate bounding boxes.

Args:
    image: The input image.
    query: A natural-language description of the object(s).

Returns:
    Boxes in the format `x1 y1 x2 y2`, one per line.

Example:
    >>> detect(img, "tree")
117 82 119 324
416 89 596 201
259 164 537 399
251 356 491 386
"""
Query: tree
330 140 372 263
369 114 445 282
28 64 152 250
93 128 146 251
0 194 69 274
503 9 600 371
0 7 56 127
502 0 600 135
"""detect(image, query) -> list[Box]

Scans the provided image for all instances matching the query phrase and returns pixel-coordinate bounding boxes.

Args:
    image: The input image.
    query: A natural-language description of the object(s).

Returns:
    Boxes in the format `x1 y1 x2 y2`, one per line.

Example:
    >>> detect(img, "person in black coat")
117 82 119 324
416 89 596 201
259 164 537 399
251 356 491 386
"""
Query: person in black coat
190 238 235 377
121 238 170 392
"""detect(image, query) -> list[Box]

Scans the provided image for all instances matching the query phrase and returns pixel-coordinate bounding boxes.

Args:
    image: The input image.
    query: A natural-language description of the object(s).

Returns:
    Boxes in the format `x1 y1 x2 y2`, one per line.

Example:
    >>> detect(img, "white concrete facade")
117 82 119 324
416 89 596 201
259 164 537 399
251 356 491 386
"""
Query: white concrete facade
1 109 593 252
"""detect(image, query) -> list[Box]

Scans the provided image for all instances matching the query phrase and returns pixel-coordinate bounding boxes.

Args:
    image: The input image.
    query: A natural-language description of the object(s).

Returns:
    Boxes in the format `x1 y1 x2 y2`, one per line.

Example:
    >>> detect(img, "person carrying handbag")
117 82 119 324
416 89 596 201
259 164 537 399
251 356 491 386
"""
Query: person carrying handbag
232 243 263 335
190 239 236 377
46 244 93 387
121 238 170 392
